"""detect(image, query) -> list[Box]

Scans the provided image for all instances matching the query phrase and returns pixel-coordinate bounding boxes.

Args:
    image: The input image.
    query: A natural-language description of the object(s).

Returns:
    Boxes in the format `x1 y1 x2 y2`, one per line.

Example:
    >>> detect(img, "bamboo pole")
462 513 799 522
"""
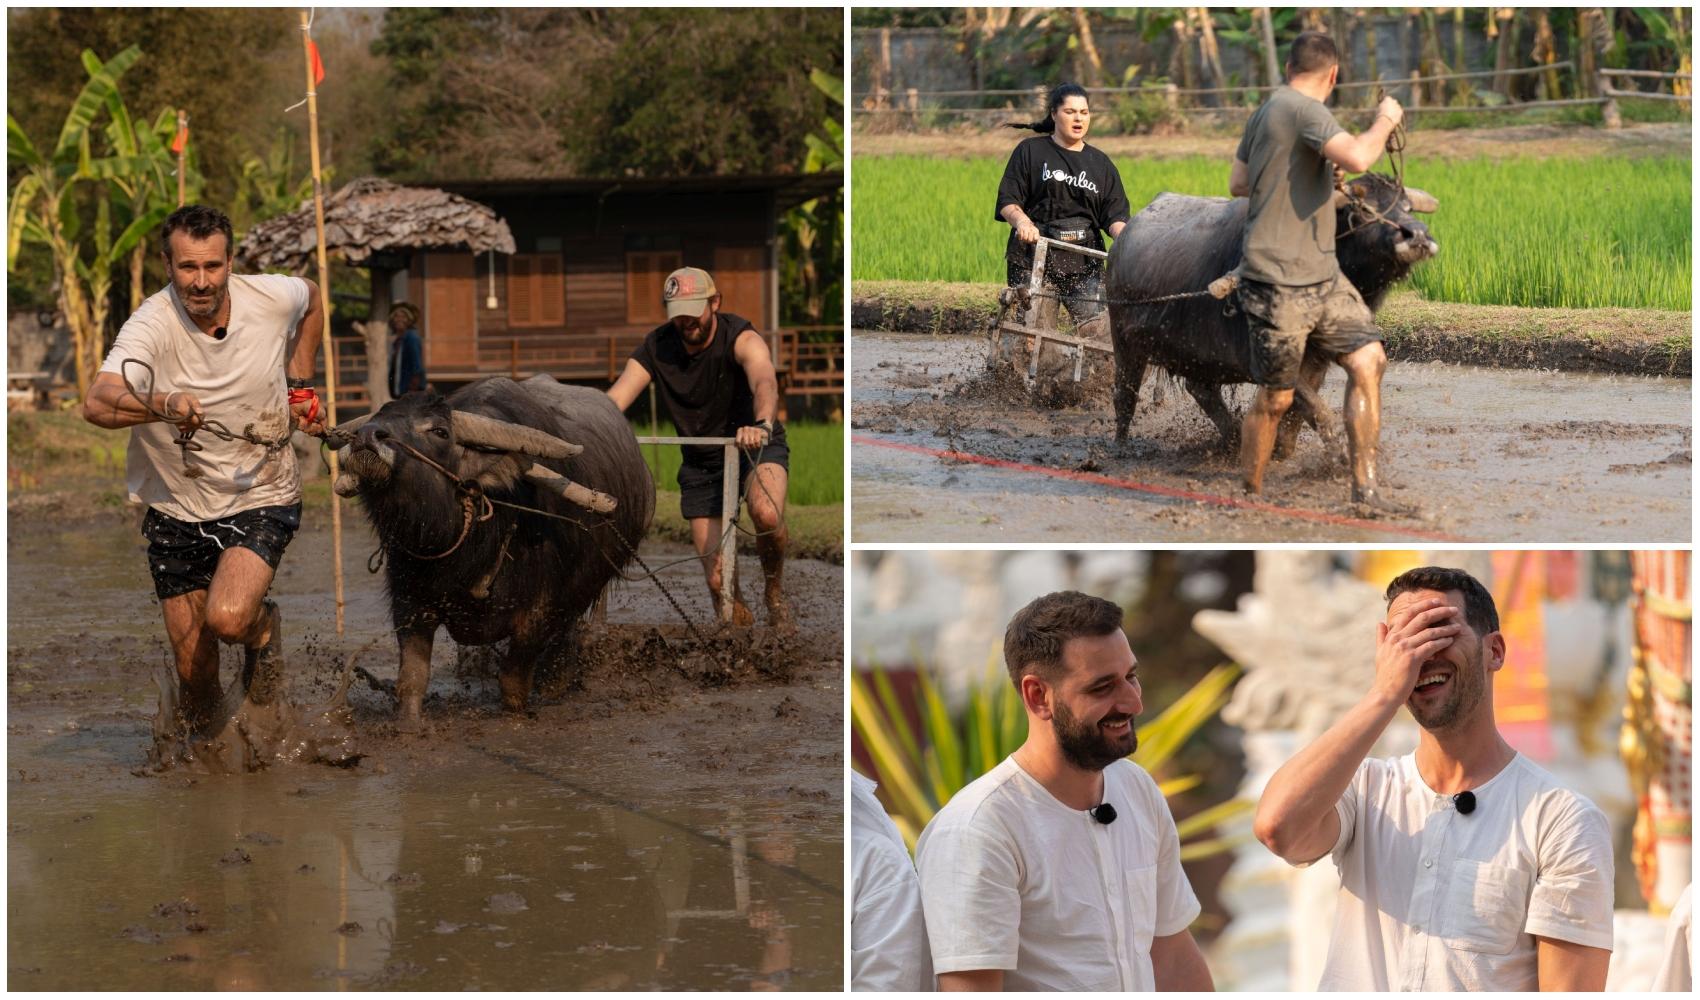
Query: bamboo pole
300 9 345 635
175 110 187 206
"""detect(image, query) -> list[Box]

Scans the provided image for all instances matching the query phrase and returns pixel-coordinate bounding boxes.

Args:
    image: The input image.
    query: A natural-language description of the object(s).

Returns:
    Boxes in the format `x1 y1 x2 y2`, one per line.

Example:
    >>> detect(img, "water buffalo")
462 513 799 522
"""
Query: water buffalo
1106 172 1438 454
328 375 654 727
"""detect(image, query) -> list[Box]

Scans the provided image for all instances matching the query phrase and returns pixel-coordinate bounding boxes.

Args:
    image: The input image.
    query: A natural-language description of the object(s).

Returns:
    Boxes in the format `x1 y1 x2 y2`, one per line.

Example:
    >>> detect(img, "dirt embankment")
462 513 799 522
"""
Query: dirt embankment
853 281 1692 377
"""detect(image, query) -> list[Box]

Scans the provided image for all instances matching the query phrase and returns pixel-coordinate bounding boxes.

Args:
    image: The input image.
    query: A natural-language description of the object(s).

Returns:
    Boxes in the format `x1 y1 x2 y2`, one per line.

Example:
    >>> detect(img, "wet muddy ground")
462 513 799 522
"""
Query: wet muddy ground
8 511 843 989
851 330 1690 543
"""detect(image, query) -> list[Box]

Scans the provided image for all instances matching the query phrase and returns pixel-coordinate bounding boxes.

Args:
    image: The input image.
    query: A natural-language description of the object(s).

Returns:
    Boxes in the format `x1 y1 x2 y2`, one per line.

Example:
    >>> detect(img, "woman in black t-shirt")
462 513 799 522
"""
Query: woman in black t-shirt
995 82 1131 325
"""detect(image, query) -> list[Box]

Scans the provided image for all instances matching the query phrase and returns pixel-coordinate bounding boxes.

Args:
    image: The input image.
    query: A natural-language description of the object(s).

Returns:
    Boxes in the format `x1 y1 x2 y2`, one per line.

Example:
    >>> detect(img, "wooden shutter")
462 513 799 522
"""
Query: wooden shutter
625 250 683 324
507 254 564 329
422 252 476 368
713 246 767 327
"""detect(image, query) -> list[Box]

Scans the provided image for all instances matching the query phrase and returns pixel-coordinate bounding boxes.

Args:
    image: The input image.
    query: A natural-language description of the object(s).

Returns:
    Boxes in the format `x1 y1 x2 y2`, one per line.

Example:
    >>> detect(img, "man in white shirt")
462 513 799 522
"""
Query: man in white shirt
915 590 1213 991
84 204 325 741
852 770 932 991
1255 566 1614 990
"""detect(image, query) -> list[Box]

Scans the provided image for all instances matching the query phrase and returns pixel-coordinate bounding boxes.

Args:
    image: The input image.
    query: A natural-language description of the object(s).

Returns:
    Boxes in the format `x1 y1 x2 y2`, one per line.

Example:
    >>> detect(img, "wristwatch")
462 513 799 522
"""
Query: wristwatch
286 377 315 390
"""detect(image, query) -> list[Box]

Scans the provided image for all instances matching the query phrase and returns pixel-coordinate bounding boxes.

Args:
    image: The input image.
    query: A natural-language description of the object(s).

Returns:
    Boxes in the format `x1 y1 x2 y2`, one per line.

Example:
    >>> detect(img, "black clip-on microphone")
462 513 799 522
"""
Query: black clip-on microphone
1089 802 1118 825
1453 790 1476 815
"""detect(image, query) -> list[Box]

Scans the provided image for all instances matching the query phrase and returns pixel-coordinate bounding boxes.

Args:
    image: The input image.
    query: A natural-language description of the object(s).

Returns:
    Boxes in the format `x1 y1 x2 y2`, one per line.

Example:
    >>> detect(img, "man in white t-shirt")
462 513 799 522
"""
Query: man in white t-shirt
851 770 932 992
915 590 1213 991
1254 566 1614 990
83 204 325 738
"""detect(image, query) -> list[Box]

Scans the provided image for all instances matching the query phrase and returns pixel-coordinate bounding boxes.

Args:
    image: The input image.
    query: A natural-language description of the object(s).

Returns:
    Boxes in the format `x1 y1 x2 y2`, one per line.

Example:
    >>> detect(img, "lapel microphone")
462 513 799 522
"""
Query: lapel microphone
1089 803 1117 825
1453 791 1476 815
213 326 227 340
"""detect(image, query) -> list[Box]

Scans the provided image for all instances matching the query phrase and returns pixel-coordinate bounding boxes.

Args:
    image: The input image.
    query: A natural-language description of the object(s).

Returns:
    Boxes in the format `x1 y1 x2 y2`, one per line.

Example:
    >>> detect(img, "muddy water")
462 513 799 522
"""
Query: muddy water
8 513 843 989
851 330 1691 542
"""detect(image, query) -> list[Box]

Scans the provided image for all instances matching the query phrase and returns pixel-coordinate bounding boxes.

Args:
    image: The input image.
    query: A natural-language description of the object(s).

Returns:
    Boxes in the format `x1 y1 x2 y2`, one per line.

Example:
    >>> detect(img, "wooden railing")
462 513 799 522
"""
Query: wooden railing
321 326 844 412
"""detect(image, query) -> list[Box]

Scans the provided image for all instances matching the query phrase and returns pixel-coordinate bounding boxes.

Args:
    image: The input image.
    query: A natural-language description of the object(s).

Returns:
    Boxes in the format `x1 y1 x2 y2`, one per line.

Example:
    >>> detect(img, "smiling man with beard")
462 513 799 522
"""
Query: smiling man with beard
1254 566 1614 990
914 591 1213 991
83 204 325 742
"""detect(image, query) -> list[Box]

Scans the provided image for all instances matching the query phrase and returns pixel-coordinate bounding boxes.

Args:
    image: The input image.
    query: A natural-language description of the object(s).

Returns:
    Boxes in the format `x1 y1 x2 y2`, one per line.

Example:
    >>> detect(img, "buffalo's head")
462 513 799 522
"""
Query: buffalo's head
1333 172 1439 309
328 391 582 502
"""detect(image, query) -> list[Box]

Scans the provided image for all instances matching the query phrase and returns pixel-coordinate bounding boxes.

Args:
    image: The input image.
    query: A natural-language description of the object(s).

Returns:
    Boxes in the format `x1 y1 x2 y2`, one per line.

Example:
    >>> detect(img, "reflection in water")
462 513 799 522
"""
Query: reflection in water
8 753 840 989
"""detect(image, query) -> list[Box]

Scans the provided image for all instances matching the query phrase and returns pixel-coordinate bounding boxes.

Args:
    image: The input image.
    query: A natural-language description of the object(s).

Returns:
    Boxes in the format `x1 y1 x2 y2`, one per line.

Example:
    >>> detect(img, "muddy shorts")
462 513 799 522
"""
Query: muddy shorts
1006 261 1106 323
141 502 302 600
1239 272 1382 388
677 423 790 520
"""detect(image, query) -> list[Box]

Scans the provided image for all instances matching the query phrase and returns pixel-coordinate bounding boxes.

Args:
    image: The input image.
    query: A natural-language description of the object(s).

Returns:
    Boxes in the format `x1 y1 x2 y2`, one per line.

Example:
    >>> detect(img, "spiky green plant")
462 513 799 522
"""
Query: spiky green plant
852 658 1250 856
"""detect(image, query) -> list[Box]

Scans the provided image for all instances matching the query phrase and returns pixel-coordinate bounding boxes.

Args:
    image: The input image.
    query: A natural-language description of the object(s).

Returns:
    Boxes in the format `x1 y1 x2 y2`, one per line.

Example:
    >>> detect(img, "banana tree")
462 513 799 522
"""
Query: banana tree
781 68 842 325
7 45 150 398
853 658 1249 856
82 49 196 314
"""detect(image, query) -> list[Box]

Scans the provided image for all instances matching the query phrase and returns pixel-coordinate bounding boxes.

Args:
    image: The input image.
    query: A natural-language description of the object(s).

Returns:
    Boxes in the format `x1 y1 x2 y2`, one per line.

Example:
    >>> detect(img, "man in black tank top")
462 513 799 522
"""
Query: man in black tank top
607 267 791 626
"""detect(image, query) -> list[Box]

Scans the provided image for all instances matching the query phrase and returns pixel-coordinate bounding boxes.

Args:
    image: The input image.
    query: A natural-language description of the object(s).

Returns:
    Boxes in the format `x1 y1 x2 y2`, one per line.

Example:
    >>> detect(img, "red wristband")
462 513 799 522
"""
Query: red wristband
288 387 321 423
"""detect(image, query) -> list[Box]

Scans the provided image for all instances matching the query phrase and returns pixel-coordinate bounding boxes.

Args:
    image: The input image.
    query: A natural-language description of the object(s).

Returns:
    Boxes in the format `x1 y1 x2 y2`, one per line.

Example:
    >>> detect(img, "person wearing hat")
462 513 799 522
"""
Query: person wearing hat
606 266 790 626
387 302 425 398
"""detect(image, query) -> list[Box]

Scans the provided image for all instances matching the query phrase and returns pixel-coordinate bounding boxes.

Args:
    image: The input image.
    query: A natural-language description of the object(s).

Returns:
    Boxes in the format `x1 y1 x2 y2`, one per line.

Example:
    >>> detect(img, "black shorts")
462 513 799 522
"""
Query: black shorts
677 424 790 520
1239 273 1383 388
1006 260 1106 323
141 503 302 600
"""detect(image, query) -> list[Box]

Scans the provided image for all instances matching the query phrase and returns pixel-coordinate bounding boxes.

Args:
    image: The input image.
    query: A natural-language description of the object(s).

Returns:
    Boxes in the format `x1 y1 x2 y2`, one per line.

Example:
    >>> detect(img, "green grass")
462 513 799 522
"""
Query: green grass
627 417 843 506
852 153 1691 310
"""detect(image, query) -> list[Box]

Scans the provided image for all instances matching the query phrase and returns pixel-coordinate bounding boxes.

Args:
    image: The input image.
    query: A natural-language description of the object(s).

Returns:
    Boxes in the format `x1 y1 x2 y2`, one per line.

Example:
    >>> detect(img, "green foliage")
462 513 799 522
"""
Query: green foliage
562 9 841 177
853 660 1248 853
630 417 843 507
780 69 845 325
230 127 320 238
853 153 1692 310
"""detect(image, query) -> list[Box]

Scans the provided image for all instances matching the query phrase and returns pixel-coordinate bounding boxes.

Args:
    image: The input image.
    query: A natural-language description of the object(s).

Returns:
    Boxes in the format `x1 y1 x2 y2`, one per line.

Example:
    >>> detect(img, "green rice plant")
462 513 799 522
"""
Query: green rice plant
852 657 1249 858
630 417 843 506
852 153 1690 310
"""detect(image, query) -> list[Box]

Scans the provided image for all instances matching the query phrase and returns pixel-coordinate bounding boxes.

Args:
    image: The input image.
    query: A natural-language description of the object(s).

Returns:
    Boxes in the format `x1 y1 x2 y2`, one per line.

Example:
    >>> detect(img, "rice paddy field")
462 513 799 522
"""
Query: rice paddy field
852 153 1691 311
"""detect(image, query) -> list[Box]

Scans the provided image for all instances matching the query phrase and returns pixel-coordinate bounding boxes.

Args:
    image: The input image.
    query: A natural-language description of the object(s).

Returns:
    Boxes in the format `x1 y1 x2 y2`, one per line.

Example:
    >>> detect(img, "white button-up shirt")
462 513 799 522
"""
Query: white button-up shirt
916 756 1200 991
852 772 932 992
1309 752 1614 991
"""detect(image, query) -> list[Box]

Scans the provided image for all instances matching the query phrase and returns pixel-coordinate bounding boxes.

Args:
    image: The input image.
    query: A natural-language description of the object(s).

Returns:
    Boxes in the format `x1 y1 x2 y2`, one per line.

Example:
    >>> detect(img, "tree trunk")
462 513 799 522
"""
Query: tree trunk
1421 10 1445 105
1364 14 1379 99
365 266 394 410
1257 8 1280 93
1331 8 1355 104
1072 8 1104 90
1533 11 1561 100
1193 9 1225 106
1453 6 1467 76
129 243 145 315
1172 16 1197 94
1493 8 1518 98
1577 9 1603 97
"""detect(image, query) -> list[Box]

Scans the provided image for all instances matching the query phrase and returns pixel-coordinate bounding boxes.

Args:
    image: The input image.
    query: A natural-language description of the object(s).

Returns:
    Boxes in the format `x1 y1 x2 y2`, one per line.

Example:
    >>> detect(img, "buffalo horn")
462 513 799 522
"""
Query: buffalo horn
524 462 617 514
452 411 584 459
1404 187 1439 213
322 412 375 449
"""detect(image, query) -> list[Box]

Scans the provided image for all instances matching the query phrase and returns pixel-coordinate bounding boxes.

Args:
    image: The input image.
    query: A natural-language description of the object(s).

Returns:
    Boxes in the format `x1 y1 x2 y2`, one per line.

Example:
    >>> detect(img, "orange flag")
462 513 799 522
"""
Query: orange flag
170 121 189 155
308 39 326 85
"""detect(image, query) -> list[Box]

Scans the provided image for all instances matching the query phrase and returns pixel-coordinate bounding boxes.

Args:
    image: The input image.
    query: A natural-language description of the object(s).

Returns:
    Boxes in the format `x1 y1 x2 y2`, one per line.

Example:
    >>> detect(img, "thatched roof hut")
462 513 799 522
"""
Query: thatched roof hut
235 176 515 272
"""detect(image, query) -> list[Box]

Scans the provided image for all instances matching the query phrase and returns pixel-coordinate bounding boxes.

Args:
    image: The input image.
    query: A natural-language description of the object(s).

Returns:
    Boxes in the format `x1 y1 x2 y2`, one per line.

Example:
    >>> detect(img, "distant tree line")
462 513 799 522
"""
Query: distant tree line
7 8 843 328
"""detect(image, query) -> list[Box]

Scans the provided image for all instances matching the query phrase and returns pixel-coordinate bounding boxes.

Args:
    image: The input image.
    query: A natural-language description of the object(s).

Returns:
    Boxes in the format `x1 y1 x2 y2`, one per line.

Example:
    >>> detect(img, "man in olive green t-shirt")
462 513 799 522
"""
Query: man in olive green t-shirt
1227 31 1404 511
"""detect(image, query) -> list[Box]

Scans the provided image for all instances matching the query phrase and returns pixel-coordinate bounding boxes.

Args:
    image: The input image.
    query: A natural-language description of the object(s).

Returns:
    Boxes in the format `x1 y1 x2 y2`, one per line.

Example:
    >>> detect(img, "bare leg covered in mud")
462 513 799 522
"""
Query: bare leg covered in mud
1239 385 1295 495
1339 341 1406 514
158 547 275 737
691 461 791 628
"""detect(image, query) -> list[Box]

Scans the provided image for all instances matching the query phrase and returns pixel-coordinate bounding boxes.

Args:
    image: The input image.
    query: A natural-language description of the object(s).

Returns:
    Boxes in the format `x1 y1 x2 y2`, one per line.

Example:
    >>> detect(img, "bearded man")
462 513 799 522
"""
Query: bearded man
914 590 1214 991
83 204 325 740
1254 566 1614 990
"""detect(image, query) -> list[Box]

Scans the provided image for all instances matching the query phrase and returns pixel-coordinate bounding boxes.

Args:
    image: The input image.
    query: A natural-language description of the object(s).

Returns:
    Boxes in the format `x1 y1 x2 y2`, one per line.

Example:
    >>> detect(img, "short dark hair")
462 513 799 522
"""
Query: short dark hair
160 204 234 261
1287 30 1339 76
1003 590 1125 687
1385 566 1500 637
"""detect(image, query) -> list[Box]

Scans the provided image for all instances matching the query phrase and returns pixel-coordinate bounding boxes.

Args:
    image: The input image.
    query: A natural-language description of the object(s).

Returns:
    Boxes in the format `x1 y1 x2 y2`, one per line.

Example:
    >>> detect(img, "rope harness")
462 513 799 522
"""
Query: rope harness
121 358 297 478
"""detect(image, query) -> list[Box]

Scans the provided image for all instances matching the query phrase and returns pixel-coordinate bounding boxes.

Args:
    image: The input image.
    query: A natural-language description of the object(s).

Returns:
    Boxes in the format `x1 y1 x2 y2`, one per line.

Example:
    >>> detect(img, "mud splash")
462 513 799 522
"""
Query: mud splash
851 329 1692 542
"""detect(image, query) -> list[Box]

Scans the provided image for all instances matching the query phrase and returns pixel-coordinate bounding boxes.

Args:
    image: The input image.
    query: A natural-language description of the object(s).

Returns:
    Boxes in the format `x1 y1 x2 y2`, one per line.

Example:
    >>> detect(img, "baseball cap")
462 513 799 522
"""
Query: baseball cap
663 267 717 319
